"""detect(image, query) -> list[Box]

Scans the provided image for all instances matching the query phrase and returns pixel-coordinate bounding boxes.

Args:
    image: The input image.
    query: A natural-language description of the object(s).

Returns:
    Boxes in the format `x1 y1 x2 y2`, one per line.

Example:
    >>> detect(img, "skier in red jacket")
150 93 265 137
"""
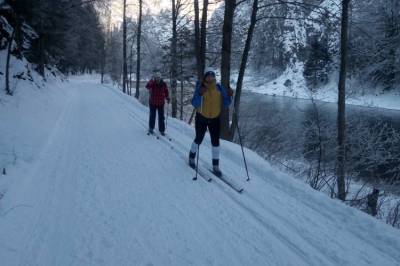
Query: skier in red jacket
146 73 170 135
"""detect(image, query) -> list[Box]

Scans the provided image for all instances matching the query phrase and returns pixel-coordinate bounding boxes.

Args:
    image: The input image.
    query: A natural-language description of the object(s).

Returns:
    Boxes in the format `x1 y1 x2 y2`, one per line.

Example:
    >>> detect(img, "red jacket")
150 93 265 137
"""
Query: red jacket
146 79 169 106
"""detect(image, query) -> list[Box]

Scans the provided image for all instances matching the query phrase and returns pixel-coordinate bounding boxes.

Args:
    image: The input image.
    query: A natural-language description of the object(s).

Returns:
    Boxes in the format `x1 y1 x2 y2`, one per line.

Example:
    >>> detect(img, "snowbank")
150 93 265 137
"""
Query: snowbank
0 50 68 197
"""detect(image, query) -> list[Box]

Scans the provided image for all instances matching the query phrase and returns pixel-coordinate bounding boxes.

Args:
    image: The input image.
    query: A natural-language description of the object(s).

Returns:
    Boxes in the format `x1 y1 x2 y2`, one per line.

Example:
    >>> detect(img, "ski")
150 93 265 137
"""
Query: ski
199 169 212 182
190 164 212 182
147 130 172 141
209 170 243 193
147 130 159 139
159 133 172 141
192 165 212 182
151 132 176 151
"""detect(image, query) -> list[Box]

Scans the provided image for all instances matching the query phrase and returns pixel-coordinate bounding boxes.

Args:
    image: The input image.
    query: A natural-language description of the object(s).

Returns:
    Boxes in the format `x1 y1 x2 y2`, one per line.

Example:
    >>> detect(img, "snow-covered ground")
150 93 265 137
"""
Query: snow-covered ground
240 67 400 111
0 75 400 265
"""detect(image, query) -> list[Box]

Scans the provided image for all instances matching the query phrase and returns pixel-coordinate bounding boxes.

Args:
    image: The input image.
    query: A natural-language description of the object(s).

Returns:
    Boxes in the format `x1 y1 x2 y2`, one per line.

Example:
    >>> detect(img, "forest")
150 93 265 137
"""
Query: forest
1 1 400 261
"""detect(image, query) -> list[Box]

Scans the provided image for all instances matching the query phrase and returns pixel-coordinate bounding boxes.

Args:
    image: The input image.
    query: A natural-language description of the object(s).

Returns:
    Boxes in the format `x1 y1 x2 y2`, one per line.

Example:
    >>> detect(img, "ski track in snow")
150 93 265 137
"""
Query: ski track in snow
0 76 399 266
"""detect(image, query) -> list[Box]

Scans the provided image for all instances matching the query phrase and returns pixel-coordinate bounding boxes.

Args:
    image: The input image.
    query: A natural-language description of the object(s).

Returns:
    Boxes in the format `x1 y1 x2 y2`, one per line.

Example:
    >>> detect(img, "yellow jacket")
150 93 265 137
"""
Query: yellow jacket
197 82 221 119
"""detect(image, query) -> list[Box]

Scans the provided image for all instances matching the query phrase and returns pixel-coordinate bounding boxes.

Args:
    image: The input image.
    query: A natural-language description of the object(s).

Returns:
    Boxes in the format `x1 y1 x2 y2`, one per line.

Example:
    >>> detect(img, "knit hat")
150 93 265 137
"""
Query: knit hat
204 67 216 78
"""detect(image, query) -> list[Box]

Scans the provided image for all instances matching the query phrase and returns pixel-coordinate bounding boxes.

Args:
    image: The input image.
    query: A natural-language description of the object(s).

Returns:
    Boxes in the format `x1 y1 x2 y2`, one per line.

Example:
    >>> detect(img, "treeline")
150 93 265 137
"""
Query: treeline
103 0 196 115
2 0 105 75
207 0 400 92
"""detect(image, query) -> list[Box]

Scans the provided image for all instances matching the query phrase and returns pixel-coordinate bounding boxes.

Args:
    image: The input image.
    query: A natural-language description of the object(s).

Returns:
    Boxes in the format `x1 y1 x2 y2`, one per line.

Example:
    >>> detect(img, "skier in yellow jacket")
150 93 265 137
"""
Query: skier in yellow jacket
189 68 233 176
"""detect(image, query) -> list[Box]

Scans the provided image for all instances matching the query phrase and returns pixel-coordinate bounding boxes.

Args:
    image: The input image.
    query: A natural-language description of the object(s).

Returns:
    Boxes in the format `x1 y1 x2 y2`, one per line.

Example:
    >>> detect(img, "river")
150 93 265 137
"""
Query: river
238 91 400 188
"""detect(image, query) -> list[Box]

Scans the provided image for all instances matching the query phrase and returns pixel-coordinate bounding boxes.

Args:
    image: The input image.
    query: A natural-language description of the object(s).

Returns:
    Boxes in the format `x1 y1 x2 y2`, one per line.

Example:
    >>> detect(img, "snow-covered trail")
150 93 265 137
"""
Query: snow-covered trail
1 77 400 266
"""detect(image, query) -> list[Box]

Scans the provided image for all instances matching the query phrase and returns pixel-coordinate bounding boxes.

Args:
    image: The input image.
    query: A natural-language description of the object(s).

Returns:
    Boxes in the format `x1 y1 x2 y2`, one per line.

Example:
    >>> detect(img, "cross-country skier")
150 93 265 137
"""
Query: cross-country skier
189 68 233 176
146 72 170 136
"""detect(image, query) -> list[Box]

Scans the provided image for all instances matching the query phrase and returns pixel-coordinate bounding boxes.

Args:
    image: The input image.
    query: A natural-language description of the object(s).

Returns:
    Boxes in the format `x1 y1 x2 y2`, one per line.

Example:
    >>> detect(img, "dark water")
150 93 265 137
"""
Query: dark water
237 91 400 186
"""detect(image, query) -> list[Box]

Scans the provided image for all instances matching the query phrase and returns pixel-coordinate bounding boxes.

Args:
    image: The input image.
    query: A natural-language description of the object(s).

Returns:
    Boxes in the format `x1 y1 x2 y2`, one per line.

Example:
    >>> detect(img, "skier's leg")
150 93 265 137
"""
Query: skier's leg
189 141 198 168
158 105 165 133
189 113 207 166
208 117 221 175
194 113 208 145
149 105 156 132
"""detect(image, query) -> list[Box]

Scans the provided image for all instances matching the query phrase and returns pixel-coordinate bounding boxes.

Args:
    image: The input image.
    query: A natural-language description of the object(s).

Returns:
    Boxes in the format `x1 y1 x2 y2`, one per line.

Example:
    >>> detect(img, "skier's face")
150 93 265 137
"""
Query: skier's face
155 76 160 83
205 74 215 84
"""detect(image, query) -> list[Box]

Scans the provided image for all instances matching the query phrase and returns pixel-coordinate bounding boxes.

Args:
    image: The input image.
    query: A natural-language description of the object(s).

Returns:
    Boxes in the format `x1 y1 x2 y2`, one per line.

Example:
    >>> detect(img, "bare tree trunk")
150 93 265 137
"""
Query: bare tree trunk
199 0 208 75
5 29 15 96
193 0 202 81
220 0 236 139
129 38 135 96
367 188 380 216
102 4 112 85
135 0 143 99
230 0 258 140
129 55 132 95
101 41 106 84
193 0 208 79
122 0 128 94
171 0 178 117
180 43 184 120
189 0 208 123
337 0 350 201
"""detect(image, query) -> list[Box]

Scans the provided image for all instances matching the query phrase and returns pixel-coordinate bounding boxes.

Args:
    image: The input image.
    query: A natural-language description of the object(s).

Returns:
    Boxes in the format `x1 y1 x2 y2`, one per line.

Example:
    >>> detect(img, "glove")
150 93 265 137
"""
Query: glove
166 98 171 104
200 86 207 95
228 87 234 97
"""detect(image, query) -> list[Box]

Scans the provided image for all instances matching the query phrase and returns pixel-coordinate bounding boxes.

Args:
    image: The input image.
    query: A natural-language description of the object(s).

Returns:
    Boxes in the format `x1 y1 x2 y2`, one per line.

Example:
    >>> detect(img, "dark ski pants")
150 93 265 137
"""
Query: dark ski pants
194 113 220 147
149 104 165 132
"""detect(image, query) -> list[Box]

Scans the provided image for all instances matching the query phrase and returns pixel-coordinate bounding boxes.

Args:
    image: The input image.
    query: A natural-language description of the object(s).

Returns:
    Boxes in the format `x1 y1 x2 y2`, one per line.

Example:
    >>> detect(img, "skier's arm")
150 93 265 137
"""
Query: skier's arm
146 80 153 96
191 82 202 108
199 82 207 95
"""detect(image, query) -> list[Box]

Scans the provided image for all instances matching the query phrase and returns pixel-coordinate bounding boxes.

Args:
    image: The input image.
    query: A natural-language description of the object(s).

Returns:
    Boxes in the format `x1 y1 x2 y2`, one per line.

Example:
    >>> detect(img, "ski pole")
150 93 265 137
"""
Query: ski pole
193 144 200 180
233 107 250 182
166 102 169 130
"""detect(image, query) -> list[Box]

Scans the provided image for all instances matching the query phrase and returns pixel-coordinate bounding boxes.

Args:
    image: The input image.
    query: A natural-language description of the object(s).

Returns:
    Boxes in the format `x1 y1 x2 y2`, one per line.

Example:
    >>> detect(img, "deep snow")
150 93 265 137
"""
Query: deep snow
0 75 400 265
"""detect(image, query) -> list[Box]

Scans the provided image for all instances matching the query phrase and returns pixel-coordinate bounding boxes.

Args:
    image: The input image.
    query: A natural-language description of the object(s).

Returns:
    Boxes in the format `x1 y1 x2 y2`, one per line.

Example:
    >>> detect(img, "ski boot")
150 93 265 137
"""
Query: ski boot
212 160 222 177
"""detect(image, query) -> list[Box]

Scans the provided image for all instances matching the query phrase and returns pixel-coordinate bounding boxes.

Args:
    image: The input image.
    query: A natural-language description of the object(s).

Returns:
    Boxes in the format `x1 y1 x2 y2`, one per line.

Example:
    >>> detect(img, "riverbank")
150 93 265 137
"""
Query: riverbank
239 72 400 111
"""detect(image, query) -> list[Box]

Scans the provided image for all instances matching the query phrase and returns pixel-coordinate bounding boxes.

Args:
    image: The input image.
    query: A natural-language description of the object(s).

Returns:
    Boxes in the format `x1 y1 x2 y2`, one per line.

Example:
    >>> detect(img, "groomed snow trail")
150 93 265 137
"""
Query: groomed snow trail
1 76 400 266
